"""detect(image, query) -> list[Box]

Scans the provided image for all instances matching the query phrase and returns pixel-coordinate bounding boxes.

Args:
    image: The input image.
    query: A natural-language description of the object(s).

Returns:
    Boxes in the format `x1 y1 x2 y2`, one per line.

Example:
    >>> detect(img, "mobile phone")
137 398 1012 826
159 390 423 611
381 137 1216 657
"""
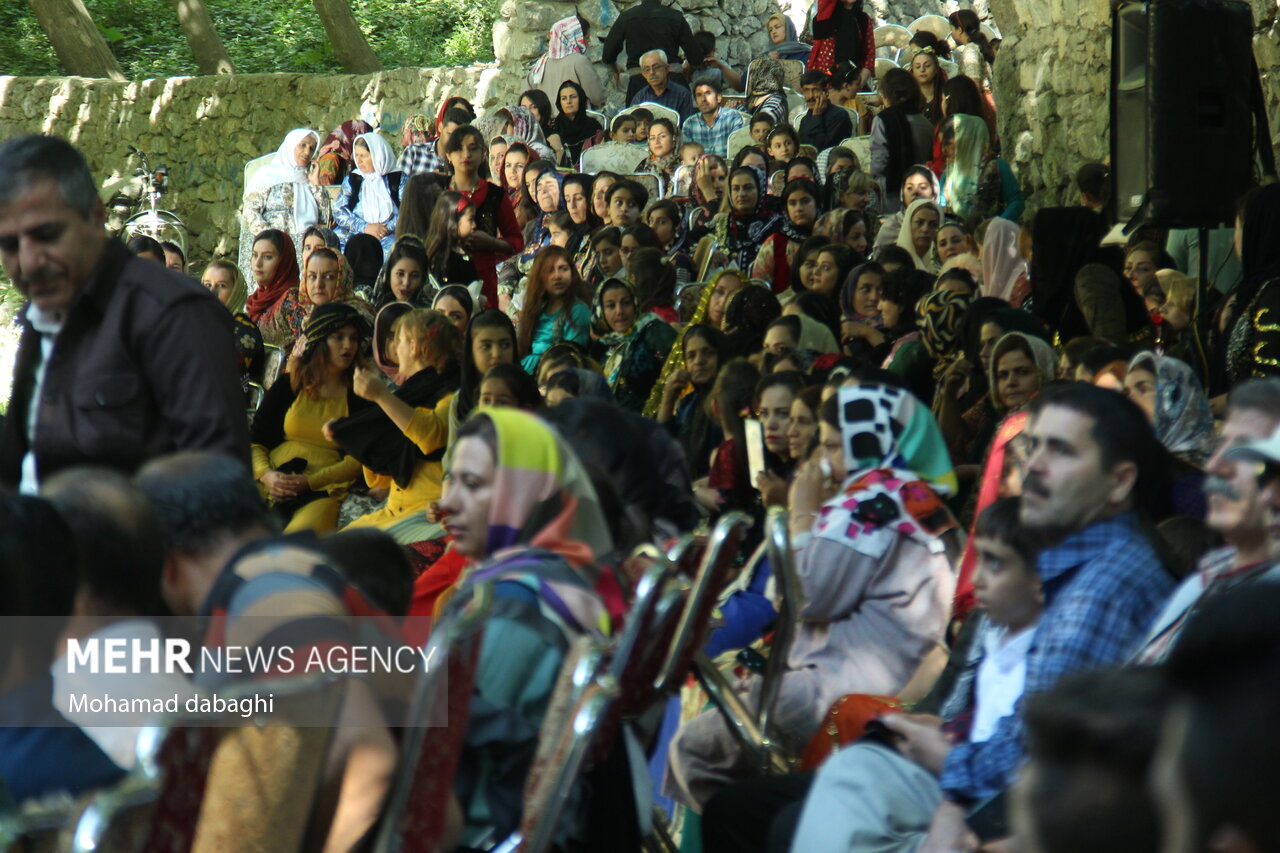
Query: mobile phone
819 456 833 481
744 418 767 488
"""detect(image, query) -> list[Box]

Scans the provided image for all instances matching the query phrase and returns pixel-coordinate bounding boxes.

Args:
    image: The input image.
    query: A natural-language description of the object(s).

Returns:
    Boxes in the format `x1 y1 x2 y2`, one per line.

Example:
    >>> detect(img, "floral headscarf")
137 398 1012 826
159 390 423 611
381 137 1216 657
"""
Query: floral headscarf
531 15 587 83
299 248 356 308
1127 351 1213 466
508 105 549 148
749 57 785 96
716 165 782 272
988 331 1057 413
815 383 959 557
321 120 373 166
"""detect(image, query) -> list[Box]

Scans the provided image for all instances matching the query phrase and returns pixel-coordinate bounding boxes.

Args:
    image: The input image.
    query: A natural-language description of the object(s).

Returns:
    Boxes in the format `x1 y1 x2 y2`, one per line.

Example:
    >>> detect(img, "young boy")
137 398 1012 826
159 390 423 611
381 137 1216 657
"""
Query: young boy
750 112 775 147
605 179 648 228
631 108 653 142
680 141 704 168
610 113 637 144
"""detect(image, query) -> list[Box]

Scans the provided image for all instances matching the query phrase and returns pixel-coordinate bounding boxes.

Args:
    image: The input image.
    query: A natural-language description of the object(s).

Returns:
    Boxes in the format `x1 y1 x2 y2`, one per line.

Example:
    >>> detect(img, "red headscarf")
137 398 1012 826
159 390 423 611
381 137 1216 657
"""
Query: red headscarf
245 231 301 323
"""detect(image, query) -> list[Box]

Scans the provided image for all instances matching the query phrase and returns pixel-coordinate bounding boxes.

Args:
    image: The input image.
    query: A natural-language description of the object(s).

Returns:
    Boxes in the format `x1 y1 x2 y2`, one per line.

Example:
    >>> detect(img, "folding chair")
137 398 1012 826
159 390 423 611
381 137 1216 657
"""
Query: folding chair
778 59 805 92
692 508 802 774
258 343 287 391
579 141 646 174
874 24 912 52
908 14 951 41
627 101 679 129
372 583 492 853
624 172 665 206
725 126 754 163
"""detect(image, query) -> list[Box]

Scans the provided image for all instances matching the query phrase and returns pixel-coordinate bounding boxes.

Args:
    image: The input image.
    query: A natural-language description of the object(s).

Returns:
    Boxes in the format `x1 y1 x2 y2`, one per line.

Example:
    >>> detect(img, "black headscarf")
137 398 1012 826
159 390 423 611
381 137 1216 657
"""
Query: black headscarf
1240 184 1280 300
1029 207 1110 340
344 234 385 292
303 302 370 353
722 285 781 357
552 80 602 153
457 309 518 421
877 110 916 205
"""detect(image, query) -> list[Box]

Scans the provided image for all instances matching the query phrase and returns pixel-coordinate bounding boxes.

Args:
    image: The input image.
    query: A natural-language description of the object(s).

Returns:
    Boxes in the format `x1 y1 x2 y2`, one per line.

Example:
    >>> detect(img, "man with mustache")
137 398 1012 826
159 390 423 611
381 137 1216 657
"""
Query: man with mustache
1135 379 1280 664
0 135 248 491
786 383 1175 853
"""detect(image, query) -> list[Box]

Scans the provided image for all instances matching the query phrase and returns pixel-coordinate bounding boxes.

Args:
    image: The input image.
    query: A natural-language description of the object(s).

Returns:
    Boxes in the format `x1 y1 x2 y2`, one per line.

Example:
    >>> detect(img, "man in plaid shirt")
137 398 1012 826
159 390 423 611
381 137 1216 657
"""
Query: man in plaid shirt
786 383 1175 853
397 106 474 177
680 78 745 158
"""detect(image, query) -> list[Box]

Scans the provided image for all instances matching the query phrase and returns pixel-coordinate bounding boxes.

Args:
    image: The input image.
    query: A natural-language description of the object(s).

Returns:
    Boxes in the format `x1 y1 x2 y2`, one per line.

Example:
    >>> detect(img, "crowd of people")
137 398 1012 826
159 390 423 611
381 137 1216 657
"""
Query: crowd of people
1 2 1280 851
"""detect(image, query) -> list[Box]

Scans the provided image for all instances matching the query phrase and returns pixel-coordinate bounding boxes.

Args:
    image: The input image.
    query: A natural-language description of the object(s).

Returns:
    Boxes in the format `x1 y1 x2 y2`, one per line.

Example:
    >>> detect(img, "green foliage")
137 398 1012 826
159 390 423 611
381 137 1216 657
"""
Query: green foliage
0 0 497 78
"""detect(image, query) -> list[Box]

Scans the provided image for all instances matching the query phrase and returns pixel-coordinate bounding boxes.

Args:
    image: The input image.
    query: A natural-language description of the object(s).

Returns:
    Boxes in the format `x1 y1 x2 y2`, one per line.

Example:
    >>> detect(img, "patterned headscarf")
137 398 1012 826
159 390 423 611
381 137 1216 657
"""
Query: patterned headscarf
917 288 974 374
1127 351 1213 466
716 165 782 272
815 383 959 557
320 120 373 166
299 248 356 308
302 302 369 356
749 58 785 95
461 408 614 578
988 331 1057 413
507 105 548 146
530 15 587 83
981 217 1026 302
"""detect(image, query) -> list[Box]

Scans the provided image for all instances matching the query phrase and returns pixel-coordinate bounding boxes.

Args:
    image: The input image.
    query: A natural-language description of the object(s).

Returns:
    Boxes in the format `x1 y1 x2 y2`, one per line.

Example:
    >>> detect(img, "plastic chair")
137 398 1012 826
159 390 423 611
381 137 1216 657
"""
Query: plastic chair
778 59 805 92
909 14 951 41
623 172 665 206
876 57 899 78
693 508 802 775
838 136 872 172
245 382 265 417
874 24 913 51
579 141 647 174
625 101 679 129
70 673 345 853
241 153 273 205
371 584 492 853
725 126 754 163
783 90 805 121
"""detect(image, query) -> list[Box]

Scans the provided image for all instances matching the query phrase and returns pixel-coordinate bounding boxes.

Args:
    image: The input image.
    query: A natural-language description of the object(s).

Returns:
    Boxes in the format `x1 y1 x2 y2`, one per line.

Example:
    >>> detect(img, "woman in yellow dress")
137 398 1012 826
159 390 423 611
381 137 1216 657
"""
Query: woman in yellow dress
250 303 372 533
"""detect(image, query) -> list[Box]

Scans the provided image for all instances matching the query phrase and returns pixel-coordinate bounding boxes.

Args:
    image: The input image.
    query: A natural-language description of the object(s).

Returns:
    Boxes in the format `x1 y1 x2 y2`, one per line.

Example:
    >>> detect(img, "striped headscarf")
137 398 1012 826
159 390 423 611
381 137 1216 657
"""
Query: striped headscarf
530 15 587 83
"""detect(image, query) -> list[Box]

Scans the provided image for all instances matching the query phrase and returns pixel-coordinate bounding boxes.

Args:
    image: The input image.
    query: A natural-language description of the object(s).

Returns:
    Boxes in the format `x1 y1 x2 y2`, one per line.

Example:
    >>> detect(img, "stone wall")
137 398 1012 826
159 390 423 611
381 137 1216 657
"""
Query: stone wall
0 66 504 267
1 0 1278 270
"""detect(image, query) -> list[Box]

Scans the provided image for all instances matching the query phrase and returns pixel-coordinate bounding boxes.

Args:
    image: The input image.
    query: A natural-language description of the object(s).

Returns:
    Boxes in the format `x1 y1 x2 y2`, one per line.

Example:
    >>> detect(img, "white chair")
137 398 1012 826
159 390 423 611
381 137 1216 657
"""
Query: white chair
909 14 952 41
939 58 960 79
981 22 1001 41
783 89 805 120
778 58 805 92
875 45 902 63
585 108 609 130
242 153 273 205
624 172 665 205
875 57 899 79
624 101 679 129
725 126 754 162
874 24 913 51
841 136 872 171
579 141 647 174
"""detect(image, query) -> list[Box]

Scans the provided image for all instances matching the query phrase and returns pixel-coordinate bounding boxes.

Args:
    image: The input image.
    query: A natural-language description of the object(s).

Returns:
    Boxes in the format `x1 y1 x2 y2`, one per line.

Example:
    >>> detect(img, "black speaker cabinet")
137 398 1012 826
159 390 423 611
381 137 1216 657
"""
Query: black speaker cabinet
1111 0 1255 228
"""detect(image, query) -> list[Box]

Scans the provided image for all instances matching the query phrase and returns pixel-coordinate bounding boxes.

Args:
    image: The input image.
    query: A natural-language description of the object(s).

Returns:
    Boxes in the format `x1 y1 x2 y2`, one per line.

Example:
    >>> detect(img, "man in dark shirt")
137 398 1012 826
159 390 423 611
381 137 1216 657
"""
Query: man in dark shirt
0 134 249 493
628 49 696 122
797 69 854 151
602 0 705 102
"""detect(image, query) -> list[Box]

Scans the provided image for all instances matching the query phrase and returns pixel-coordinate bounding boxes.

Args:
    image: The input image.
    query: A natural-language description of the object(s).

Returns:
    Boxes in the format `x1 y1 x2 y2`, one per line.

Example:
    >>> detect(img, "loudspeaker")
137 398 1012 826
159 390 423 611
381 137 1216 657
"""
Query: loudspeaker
1111 0 1255 229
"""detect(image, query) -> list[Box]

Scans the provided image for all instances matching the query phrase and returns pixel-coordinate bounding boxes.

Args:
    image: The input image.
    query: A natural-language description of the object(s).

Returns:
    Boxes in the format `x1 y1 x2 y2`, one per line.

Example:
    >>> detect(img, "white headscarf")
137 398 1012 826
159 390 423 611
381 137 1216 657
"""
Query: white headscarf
354 132 396 224
250 127 321 229
896 198 943 273
981 217 1026 301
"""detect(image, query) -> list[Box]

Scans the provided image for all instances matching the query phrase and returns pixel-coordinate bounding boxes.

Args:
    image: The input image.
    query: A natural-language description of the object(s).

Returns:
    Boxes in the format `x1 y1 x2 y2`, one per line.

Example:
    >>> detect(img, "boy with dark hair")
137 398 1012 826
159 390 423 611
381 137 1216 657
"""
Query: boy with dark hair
605 179 648 228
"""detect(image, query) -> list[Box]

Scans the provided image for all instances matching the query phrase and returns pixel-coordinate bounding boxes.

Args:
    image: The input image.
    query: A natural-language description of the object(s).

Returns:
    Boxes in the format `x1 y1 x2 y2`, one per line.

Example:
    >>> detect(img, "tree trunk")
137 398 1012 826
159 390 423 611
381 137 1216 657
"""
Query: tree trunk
27 0 126 80
311 0 382 74
172 0 234 75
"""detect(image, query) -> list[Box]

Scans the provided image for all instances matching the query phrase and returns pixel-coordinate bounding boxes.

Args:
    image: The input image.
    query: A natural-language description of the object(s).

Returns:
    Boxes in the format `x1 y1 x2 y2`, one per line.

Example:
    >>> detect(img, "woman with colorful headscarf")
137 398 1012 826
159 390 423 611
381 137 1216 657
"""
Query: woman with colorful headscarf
714 165 782 274
244 129 332 281
334 132 405 256
939 114 1023 223
247 228 304 348
590 276 678 412
250 302 372 534
763 13 811 63
753 177 822 293
528 14 605 112
438 407 613 843
289 246 375 355
505 105 555 161
917 287 974 403
1125 352 1213 468
315 119 373 186
667 382 959 810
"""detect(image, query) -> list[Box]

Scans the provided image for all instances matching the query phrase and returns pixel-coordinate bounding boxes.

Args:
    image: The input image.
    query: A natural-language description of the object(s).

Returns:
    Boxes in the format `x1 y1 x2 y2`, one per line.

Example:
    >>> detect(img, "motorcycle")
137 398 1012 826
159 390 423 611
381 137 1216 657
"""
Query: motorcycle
105 145 190 256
